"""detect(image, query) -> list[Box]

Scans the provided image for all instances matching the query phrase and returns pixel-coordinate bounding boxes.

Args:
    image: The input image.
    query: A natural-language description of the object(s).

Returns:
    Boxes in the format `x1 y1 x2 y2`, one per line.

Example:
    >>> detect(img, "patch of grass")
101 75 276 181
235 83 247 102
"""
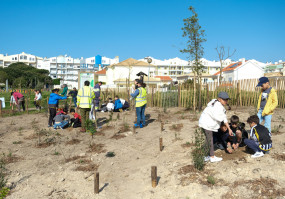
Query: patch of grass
53 150 60 155
12 141 23 145
207 175 215 185
181 141 194 148
170 123 183 132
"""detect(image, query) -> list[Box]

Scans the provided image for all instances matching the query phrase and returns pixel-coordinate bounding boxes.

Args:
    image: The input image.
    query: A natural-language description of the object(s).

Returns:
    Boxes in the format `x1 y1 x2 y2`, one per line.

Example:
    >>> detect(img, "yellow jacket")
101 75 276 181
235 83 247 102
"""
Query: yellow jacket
257 87 278 116
77 86 95 108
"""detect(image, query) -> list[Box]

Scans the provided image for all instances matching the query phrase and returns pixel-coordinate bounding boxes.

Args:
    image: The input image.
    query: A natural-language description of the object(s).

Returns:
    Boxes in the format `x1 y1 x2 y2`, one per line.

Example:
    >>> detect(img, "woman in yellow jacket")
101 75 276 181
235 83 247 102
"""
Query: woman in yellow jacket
256 77 278 133
131 80 147 128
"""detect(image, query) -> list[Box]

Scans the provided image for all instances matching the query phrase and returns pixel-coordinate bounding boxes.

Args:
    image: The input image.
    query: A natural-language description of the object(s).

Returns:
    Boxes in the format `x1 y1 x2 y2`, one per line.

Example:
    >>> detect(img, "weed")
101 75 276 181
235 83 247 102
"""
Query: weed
271 124 283 134
0 157 7 190
277 116 285 122
10 121 15 126
54 151 60 155
192 128 208 171
207 175 215 185
163 106 167 113
18 127 23 136
12 141 22 144
116 113 120 120
106 152 115 157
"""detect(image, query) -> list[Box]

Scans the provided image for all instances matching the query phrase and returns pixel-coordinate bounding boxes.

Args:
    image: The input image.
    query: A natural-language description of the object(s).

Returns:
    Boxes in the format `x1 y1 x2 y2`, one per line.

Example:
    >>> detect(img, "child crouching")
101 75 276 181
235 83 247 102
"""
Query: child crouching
53 108 70 130
70 108 81 128
245 115 272 158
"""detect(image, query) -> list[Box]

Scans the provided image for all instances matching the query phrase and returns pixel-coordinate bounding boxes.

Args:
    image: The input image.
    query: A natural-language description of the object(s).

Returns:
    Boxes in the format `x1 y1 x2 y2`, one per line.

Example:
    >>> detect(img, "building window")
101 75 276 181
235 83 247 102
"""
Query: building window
24 56 27 60
12 58 14 60
15 57 17 60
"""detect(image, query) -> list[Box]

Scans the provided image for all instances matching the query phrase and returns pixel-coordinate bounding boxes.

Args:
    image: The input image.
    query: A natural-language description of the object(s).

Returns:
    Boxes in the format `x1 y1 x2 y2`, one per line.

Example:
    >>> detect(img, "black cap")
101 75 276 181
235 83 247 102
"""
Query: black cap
218 92 230 100
256 77 269 87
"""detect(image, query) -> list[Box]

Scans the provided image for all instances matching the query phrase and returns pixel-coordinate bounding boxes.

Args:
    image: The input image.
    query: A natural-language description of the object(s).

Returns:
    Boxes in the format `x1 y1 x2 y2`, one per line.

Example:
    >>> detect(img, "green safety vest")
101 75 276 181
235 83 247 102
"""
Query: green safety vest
135 87 147 107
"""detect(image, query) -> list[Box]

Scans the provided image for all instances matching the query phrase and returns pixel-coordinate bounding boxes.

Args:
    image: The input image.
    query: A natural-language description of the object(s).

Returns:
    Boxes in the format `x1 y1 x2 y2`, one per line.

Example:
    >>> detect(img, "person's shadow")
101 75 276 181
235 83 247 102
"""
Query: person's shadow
99 183 109 193
145 114 155 125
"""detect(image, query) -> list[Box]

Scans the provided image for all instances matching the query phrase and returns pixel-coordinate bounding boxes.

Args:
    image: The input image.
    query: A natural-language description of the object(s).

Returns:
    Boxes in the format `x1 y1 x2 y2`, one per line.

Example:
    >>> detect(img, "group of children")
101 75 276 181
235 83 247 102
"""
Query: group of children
100 96 129 112
199 91 273 163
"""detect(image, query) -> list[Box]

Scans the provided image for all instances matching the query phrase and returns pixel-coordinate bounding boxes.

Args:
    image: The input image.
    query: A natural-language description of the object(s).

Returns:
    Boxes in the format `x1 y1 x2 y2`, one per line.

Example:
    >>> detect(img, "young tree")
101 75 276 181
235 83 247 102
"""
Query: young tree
181 6 206 111
215 46 236 84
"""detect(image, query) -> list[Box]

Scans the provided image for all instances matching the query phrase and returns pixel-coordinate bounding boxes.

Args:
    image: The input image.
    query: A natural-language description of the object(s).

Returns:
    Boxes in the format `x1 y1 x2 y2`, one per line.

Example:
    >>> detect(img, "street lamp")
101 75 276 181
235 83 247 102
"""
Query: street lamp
144 57 152 87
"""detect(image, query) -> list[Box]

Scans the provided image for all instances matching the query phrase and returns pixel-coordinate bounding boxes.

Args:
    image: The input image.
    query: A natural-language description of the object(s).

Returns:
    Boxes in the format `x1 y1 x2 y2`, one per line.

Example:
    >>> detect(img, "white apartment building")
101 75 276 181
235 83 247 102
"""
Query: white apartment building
0 52 40 68
139 57 234 81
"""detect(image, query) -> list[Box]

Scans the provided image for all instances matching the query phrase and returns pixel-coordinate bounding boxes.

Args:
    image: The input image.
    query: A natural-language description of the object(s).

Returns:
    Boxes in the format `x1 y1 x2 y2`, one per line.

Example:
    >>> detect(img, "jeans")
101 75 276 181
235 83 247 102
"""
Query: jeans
257 109 272 133
244 139 261 153
136 104 146 126
54 120 69 129
73 97 77 108
48 107 57 126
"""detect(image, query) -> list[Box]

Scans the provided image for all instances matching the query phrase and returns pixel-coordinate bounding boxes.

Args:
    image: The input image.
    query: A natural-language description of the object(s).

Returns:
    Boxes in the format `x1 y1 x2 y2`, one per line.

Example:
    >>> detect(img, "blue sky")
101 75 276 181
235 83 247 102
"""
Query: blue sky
0 0 284 62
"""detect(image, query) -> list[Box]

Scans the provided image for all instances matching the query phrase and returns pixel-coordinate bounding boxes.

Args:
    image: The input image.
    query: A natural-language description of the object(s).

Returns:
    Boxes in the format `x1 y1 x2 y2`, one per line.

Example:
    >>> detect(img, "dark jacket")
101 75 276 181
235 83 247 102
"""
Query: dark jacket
250 124 272 145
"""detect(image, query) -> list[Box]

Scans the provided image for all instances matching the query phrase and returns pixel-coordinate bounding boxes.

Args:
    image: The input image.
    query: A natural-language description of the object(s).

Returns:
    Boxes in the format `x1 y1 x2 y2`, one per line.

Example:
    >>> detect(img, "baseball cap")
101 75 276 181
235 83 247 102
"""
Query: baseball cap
218 92 230 100
256 77 269 87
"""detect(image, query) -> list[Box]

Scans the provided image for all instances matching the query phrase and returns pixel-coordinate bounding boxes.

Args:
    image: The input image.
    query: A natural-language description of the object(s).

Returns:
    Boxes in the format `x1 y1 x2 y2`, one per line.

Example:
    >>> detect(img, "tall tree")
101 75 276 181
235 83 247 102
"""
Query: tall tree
181 6 206 111
215 46 236 84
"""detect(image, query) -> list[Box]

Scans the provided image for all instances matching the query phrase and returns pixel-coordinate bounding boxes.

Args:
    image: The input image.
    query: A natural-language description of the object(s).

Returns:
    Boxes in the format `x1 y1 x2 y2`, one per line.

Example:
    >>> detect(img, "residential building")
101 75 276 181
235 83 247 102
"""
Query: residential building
0 52 40 68
213 59 265 82
106 58 158 87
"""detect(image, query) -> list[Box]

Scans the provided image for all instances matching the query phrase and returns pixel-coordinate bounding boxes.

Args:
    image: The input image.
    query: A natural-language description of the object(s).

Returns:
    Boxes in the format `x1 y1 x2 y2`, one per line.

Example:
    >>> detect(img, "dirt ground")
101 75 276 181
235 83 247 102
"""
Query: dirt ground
1 106 285 199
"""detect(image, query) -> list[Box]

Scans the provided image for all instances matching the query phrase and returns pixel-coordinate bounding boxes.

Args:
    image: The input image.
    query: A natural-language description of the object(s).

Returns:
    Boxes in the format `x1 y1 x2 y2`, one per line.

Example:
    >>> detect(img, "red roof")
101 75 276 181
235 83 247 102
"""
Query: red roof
213 61 244 76
95 68 106 75
155 76 172 81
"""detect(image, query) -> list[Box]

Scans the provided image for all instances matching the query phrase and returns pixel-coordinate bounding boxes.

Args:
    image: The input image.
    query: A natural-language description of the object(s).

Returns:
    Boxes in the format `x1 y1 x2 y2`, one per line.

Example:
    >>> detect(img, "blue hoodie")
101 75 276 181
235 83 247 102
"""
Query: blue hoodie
48 93 67 105
114 99 123 110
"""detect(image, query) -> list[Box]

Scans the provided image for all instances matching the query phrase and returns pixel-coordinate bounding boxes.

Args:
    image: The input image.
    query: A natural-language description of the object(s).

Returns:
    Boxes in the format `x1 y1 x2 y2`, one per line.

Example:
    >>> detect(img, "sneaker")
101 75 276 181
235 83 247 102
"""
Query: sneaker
48 125 52 128
140 124 143 128
204 156 210 162
210 156 223 163
134 124 140 128
251 151 264 158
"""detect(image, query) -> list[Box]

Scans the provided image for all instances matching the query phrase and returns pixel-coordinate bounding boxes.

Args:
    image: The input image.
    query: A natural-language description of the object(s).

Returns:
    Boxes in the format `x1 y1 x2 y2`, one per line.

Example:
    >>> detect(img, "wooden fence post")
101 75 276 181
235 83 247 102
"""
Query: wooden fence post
159 137 163 151
94 172 99 194
151 166 157 188
26 97 29 114
0 100 2 117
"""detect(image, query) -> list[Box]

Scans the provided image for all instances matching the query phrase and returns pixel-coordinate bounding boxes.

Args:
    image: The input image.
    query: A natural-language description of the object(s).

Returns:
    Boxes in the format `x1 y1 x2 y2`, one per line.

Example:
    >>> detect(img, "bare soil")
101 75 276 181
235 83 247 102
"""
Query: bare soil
0 107 285 199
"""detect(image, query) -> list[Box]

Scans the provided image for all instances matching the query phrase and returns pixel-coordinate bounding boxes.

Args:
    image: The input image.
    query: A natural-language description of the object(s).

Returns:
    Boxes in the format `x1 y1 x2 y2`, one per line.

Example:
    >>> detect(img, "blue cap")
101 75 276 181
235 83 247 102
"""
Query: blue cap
218 92 230 100
256 77 269 87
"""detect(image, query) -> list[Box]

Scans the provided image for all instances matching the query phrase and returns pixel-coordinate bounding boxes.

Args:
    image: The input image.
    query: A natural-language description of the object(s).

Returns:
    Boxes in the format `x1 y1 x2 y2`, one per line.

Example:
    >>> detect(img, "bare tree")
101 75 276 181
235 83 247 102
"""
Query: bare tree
215 46 236 84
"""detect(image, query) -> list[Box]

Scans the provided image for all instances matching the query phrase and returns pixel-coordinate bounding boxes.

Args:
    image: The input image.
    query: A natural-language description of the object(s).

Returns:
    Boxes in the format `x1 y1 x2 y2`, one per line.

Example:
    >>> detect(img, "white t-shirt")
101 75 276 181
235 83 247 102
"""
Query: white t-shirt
35 93 42 100
107 103 114 111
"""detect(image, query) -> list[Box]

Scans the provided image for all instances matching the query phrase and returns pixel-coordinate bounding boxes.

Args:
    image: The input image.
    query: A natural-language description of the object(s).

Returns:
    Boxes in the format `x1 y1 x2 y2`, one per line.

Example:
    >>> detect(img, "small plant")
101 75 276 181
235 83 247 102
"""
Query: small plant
116 113 120 120
85 119 97 138
271 124 283 134
163 106 167 113
54 150 60 155
10 121 15 126
207 175 215 185
106 152 115 157
0 157 9 199
18 127 23 136
192 128 208 171
278 116 285 122
12 141 22 145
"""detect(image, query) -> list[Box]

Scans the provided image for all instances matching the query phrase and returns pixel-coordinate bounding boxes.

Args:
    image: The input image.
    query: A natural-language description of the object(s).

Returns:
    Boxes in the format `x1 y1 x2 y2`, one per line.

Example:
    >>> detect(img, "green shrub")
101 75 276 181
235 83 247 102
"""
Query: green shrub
192 128 208 171
207 175 215 185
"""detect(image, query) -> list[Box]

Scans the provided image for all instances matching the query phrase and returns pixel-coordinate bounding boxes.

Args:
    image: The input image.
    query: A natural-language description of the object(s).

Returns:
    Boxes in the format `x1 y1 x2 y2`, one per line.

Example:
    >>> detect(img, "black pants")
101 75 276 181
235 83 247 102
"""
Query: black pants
48 108 57 126
71 118 81 128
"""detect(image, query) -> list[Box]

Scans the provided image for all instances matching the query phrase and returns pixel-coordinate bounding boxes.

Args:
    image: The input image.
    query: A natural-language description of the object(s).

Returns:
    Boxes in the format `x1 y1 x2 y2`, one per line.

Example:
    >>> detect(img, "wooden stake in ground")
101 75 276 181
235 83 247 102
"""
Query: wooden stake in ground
26 97 29 114
160 122 164 133
132 125 136 134
94 172 99 194
159 137 163 151
151 166 157 188
0 100 2 117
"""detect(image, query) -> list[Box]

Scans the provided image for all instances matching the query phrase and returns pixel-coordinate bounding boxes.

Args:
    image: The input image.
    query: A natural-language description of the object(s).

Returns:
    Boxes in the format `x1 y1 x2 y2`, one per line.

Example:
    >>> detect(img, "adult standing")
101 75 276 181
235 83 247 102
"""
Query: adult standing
48 89 67 127
68 87 78 108
77 81 95 132
11 91 25 111
61 84 68 96
199 92 233 163
131 80 147 128
93 81 102 111
90 81 102 120
256 77 278 133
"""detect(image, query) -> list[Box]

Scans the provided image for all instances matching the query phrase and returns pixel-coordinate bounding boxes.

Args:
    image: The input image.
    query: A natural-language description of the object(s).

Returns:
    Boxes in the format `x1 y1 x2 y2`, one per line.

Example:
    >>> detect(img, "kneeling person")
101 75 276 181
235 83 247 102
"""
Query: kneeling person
53 109 70 130
70 109 81 128
245 115 272 158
